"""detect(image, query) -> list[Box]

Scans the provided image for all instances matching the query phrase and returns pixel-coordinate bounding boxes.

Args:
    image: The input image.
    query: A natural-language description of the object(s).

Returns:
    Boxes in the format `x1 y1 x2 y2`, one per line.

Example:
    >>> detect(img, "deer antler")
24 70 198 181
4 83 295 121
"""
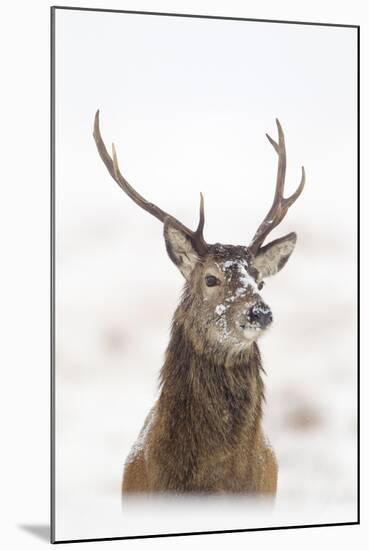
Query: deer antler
250 119 305 254
93 110 208 256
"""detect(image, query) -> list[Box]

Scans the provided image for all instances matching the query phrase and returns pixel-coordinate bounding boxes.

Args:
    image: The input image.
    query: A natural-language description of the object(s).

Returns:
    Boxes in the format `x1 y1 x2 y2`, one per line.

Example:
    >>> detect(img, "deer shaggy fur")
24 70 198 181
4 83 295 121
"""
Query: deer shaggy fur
122 244 281 494
93 112 305 497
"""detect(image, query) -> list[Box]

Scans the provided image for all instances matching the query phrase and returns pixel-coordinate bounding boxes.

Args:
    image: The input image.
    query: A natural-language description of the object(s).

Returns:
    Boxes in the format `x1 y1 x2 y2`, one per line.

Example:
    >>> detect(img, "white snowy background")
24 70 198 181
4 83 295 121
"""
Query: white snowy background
54 9 357 542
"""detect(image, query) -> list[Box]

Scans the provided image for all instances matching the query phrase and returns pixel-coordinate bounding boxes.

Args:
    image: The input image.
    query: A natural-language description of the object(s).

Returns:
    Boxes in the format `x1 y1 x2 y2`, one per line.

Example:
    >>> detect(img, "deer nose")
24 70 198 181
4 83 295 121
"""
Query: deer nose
248 302 273 328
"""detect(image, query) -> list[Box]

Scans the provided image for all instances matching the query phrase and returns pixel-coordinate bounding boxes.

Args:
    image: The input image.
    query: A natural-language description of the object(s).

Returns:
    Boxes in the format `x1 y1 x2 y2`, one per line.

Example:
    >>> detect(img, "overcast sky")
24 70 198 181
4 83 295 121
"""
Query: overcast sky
55 9 357 246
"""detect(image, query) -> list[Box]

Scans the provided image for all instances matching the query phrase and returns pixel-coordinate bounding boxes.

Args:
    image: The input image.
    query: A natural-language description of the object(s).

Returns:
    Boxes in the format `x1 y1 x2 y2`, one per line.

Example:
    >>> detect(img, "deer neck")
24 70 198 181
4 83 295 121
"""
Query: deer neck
158 317 265 452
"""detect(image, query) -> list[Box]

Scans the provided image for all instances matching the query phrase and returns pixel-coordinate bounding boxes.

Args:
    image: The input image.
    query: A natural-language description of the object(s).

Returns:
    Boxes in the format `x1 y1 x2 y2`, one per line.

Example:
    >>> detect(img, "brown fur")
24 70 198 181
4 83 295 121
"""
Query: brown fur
92 114 303 498
122 244 279 496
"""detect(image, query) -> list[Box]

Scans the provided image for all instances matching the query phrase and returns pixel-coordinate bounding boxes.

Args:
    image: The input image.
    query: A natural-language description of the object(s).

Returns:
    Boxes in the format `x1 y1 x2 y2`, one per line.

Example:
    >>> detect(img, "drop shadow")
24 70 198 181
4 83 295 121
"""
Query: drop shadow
19 524 50 542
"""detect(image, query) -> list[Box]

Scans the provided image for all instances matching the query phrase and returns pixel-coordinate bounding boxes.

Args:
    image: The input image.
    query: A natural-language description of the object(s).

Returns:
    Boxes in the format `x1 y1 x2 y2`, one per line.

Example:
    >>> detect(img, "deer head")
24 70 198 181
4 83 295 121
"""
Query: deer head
93 111 305 353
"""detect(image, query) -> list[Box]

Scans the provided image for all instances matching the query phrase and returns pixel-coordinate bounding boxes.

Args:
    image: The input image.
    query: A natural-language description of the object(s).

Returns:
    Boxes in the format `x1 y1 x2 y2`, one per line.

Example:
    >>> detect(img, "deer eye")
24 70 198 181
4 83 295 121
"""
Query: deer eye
258 281 265 291
205 275 220 287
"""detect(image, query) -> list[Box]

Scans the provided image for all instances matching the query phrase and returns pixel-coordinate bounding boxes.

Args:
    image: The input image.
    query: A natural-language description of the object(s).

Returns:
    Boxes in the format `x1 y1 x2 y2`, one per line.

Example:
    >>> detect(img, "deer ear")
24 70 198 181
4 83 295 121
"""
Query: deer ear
253 232 297 280
163 220 199 280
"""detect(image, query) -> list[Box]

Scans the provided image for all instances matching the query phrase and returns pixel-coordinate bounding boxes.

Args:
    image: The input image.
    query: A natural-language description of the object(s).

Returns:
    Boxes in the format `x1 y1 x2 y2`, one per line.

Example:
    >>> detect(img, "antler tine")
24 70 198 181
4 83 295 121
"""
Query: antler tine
250 119 305 254
266 118 287 199
192 192 208 252
93 110 208 255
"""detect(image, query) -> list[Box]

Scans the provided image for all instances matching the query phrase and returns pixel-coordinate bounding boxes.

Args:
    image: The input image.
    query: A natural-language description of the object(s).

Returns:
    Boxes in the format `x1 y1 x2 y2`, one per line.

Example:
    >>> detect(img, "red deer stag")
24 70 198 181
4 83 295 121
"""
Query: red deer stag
93 111 305 495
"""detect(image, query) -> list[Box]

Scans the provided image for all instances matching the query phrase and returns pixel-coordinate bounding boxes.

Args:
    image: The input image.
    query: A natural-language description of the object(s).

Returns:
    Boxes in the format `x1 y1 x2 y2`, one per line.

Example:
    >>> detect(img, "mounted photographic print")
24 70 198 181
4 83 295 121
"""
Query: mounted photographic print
51 6 359 544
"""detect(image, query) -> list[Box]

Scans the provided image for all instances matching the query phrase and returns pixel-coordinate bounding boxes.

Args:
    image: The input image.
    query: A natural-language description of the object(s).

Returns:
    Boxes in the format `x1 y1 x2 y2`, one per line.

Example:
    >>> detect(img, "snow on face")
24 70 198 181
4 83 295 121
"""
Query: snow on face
215 304 227 316
213 258 260 343
222 259 258 294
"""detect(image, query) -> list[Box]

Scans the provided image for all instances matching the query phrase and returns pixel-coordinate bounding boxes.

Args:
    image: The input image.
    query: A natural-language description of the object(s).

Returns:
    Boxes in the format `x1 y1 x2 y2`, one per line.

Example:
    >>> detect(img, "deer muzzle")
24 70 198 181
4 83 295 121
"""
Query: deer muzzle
245 302 273 329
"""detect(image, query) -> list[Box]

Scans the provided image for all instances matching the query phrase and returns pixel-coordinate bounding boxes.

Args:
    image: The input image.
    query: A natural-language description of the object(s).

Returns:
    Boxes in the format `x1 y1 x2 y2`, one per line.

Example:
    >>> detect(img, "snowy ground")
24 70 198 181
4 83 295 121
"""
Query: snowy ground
54 206 357 542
